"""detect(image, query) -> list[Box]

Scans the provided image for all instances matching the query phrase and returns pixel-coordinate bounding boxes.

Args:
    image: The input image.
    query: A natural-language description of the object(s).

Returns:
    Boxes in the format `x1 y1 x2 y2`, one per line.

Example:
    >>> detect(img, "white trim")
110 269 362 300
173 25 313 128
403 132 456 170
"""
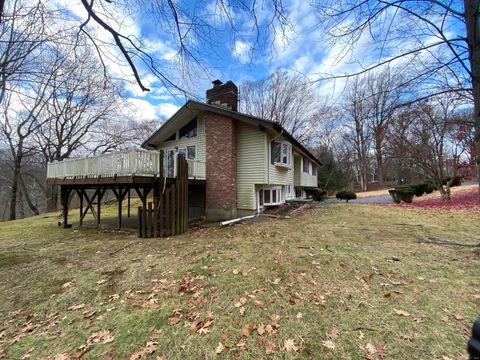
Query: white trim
258 186 284 209
272 141 292 167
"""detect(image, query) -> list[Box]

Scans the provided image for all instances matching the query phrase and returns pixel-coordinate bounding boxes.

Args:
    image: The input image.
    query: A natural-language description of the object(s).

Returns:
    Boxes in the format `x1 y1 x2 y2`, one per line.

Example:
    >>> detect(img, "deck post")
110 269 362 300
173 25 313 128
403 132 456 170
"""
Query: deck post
77 189 84 226
60 186 71 228
127 188 131 218
96 188 106 229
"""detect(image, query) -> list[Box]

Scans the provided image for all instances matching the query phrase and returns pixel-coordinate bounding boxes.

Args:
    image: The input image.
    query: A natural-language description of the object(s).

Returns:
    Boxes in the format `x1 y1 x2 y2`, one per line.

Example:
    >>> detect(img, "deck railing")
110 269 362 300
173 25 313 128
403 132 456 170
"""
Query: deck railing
47 148 206 180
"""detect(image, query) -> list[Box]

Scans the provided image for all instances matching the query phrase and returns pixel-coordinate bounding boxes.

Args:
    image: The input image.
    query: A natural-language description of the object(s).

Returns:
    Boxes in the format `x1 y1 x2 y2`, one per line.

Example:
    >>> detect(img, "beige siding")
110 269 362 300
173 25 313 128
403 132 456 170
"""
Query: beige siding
294 155 301 186
157 117 206 166
300 156 318 187
236 122 267 210
266 133 294 187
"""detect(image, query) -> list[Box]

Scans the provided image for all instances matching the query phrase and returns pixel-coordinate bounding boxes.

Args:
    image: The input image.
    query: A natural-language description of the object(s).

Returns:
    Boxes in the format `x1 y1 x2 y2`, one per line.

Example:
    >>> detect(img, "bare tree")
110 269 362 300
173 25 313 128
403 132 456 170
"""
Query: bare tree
401 96 468 200
342 77 372 191
315 0 479 187
364 67 403 186
0 67 56 220
240 70 326 144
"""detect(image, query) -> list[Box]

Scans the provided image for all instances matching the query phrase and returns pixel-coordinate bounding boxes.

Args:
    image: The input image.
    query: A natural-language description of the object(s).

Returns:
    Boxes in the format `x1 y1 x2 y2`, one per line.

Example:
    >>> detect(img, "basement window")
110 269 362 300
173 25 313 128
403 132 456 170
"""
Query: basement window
258 186 283 207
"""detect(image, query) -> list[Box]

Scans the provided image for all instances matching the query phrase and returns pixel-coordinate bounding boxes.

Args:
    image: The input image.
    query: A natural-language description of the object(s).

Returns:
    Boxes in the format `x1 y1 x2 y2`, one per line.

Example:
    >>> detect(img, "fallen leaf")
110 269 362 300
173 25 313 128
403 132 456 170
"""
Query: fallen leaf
272 278 281 285
86 329 114 346
67 303 85 311
82 320 92 329
441 315 450 323
326 327 340 340
284 338 298 352
215 343 225 354
241 324 251 337
257 324 265 336
234 297 247 308
127 341 157 360
454 314 464 321
239 307 245 316
358 331 365 340
296 312 303 319
393 309 410 317
52 352 70 360
401 333 416 342
322 340 336 351
265 341 278 355
365 343 376 355
96 279 108 285
236 341 246 350
167 317 181 326
61 281 73 289
383 292 391 298
232 269 240 275
270 314 280 323
83 311 96 319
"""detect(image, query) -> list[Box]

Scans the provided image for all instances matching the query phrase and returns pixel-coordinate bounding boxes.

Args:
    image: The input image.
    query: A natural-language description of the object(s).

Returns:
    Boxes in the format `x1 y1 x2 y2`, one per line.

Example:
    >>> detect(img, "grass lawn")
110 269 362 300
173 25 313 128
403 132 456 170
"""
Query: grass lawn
0 203 479 359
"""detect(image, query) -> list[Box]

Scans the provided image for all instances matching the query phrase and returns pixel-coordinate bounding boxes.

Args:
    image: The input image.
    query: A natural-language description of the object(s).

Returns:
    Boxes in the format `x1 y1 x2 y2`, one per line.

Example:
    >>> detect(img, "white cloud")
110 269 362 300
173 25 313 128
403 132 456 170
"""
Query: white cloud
157 103 180 119
125 98 179 121
233 41 251 64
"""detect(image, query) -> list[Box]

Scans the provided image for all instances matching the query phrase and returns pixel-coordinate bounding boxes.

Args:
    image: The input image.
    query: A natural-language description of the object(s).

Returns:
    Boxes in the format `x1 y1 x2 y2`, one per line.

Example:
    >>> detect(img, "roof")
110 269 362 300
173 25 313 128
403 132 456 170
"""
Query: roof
142 100 321 165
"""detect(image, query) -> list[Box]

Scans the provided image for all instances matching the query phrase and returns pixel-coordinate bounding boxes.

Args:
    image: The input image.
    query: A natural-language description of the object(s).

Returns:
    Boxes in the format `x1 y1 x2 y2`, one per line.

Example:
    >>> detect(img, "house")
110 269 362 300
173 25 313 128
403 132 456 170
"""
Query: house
142 80 320 221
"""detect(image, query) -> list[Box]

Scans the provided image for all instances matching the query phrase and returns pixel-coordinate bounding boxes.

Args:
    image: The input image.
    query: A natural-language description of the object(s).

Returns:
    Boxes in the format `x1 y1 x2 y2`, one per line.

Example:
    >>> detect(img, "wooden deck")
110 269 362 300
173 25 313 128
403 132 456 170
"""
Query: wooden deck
49 151 196 238
47 148 206 181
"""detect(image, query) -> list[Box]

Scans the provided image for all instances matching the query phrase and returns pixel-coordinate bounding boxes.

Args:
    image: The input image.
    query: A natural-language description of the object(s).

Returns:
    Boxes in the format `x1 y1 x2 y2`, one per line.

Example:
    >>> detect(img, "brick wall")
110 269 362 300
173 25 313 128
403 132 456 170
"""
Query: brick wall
204 112 237 218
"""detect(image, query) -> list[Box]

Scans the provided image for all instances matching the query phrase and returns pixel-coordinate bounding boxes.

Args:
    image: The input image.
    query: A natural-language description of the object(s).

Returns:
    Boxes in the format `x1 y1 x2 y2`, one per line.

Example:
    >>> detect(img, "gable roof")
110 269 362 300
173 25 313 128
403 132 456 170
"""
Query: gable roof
142 100 321 165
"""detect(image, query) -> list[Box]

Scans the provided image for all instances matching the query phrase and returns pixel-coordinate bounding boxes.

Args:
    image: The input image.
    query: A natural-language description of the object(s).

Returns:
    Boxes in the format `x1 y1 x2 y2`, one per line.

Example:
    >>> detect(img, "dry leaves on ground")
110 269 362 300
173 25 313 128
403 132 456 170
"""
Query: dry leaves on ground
284 339 298 352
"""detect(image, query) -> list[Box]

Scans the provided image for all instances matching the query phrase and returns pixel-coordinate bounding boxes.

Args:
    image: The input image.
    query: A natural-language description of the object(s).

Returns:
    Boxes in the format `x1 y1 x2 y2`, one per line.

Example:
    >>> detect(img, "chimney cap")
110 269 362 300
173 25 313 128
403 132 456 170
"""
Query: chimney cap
212 79 223 87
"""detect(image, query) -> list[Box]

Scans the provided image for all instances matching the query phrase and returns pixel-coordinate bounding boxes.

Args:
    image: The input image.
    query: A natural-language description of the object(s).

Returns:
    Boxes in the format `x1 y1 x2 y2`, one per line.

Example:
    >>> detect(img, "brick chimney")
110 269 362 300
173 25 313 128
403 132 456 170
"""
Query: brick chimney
206 80 238 111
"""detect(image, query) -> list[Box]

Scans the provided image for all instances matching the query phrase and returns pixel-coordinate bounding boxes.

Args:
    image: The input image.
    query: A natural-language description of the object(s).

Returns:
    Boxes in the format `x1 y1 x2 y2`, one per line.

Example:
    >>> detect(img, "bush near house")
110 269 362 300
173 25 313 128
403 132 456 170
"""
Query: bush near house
389 188 415 203
304 188 327 201
391 181 436 203
441 176 462 187
336 190 357 202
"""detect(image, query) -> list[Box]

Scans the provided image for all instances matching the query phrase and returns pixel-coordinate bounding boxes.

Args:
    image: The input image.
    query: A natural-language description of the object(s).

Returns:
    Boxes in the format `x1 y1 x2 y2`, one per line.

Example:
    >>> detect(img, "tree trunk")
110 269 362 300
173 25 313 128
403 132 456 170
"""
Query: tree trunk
8 154 22 221
376 150 384 187
464 0 480 192
18 190 25 219
46 184 59 212
440 186 451 201
20 175 40 216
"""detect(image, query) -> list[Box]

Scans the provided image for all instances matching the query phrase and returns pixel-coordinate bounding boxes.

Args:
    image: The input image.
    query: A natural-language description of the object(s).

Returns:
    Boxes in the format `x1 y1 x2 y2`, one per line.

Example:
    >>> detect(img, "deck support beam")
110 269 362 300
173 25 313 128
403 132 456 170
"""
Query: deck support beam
60 186 72 228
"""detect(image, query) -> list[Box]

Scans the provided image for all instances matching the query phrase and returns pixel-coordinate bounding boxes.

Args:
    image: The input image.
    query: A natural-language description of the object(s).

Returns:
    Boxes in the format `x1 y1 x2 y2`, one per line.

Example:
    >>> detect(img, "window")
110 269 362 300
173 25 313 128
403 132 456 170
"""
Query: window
187 145 196 160
312 163 317 176
303 157 309 173
259 187 283 207
271 141 291 166
178 147 186 159
179 118 197 139
285 185 294 199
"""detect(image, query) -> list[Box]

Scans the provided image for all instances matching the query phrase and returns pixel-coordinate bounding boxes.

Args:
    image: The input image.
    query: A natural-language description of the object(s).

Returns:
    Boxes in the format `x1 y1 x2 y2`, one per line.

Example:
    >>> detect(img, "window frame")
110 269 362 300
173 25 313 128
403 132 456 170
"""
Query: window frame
258 186 283 208
302 156 310 174
271 141 292 167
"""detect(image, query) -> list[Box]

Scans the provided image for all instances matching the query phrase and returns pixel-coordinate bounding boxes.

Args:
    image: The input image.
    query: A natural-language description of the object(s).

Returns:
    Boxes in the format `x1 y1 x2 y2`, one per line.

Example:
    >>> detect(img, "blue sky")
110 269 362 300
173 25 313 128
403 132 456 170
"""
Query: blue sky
58 0 467 123
58 0 351 122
